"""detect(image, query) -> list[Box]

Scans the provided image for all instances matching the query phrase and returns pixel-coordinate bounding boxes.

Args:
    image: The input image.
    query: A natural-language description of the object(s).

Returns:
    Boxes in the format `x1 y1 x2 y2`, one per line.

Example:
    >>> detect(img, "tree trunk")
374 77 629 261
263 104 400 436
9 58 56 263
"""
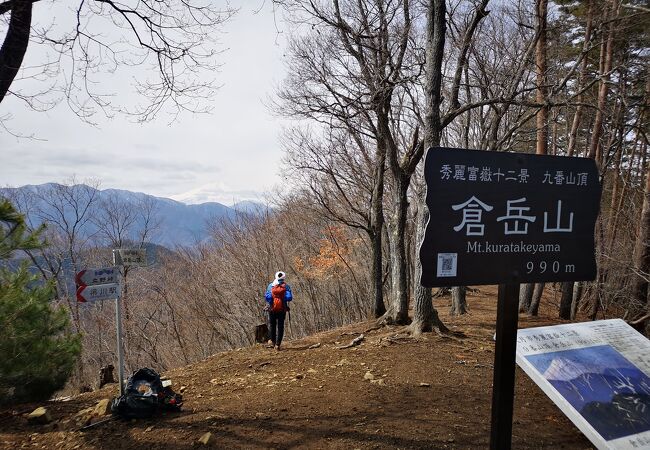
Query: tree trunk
519 283 534 312
631 162 650 313
566 0 593 157
587 0 616 164
571 282 583 320
450 286 467 316
528 282 545 316
585 2 617 319
559 281 573 319
589 214 606 320
371 230 386 317
0 0 33 103
605 144 625 254
520 0 549 312
535 0 548 156
371 147 386 318
411 0 447 335
412 199 447 334
386 173 410 324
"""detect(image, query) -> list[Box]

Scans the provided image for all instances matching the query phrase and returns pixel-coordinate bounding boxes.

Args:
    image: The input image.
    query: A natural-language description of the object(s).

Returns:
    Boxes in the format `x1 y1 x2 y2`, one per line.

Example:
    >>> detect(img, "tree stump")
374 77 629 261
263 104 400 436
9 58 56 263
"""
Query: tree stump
255 324 269 343
99 365 115 388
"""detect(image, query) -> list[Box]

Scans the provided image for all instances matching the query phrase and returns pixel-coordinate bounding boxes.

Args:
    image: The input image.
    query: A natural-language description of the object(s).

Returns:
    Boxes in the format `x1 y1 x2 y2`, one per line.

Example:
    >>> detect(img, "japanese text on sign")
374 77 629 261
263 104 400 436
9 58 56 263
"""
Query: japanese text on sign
420 147 601 287
114 248 147 266
440 164 589 186
452 197 573 236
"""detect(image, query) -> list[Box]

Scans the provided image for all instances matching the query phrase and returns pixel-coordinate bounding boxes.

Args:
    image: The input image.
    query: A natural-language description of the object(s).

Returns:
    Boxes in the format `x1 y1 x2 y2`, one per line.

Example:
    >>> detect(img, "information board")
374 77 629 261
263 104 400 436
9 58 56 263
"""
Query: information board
516 320 650 450
420 147 601 287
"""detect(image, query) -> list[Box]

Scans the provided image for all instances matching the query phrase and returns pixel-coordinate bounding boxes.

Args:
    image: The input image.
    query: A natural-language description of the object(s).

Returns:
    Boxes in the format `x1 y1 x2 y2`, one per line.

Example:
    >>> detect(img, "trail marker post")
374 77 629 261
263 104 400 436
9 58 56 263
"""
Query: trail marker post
74 265 124 394
76 249 147 396
419 147 601 450
111 248 146 395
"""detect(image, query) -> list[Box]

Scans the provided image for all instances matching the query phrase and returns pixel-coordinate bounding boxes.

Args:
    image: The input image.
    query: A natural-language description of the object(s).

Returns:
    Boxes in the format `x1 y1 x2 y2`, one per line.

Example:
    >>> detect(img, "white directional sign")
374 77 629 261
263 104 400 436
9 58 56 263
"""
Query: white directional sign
114 248 147 266
517 320 650 450
76 283 120 303
75 267 119 287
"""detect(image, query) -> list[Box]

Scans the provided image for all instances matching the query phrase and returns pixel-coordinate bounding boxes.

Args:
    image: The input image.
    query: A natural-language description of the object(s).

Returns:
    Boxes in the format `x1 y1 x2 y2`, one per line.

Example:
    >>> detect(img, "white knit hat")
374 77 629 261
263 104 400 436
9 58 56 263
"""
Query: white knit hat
275 271 286 281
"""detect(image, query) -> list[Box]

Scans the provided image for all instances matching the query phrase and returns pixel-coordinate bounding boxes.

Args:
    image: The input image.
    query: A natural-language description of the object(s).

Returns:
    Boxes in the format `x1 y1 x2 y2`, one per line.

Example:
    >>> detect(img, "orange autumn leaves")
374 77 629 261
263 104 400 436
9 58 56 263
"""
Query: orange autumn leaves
294 226 362 280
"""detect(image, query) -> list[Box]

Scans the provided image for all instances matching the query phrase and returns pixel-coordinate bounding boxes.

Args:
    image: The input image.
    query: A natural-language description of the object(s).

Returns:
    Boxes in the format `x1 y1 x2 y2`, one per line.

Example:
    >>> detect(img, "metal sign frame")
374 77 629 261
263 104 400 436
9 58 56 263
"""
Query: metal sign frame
111 250 127 395
75 262 125 395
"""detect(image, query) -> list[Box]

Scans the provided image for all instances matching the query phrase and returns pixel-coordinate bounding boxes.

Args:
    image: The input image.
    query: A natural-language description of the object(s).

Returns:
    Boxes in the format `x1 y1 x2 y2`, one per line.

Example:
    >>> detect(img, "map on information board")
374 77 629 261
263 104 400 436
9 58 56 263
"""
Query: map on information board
516 320 650 450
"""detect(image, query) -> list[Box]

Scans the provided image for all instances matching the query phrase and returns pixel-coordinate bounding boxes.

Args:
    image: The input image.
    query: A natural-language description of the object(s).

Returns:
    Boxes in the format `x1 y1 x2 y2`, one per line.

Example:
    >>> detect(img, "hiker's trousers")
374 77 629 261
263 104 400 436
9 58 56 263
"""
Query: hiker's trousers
268 311 286 346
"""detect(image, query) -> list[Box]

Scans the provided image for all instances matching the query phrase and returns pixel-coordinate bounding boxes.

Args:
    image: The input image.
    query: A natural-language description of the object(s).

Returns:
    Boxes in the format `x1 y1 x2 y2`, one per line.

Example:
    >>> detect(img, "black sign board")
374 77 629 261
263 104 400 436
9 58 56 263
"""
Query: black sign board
420 147 601 287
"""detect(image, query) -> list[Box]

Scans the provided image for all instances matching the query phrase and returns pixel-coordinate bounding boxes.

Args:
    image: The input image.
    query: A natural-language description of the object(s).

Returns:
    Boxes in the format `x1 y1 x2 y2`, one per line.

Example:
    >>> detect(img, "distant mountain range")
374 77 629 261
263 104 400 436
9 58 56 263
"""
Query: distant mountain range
0 184 270 247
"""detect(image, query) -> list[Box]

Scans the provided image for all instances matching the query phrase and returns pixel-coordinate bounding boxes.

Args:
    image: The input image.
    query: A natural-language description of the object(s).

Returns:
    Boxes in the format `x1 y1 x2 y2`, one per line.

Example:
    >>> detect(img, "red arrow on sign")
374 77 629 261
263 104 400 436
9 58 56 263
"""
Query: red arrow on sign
76 285 87 302
75 270 87 288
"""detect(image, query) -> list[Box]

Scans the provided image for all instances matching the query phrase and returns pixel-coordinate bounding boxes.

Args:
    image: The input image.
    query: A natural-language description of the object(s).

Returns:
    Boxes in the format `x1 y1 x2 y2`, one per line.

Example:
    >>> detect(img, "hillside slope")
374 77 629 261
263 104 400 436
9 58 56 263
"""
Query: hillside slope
0 287 593 449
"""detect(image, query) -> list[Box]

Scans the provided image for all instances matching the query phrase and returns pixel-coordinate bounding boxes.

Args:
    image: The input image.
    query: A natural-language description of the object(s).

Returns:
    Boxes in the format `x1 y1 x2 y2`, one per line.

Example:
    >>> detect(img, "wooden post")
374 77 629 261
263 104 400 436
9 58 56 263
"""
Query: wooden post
490 283 520 450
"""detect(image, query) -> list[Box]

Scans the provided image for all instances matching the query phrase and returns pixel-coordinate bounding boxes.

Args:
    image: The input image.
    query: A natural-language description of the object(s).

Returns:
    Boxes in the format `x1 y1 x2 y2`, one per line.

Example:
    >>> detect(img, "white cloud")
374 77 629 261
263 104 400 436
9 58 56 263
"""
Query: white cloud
0 0 290 202
170 181 267 205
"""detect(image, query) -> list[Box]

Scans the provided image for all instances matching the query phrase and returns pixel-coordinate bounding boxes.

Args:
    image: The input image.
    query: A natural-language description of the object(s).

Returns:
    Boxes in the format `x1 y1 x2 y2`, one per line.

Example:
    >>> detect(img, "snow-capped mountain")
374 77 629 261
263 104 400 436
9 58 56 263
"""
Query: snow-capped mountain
542 356 609 382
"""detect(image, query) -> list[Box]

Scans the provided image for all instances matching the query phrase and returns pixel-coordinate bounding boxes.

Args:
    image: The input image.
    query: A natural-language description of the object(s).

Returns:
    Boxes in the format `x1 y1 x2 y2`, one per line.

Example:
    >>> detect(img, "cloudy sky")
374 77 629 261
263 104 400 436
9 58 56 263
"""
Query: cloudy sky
0 1 290 205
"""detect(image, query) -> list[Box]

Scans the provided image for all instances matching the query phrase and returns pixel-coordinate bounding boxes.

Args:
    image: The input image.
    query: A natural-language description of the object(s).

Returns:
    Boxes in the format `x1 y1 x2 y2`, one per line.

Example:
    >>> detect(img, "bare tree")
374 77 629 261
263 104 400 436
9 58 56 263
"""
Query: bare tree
275 0 425 319
411 0 447 334
1 0 235 122
559 0 595 319
525 0 549 317
92 191 161 319
282 126 379 314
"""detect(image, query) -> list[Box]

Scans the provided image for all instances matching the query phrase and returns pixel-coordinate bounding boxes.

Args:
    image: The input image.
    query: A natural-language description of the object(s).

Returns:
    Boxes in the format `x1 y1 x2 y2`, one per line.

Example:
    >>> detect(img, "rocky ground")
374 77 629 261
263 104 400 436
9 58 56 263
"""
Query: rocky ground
0 286 594 449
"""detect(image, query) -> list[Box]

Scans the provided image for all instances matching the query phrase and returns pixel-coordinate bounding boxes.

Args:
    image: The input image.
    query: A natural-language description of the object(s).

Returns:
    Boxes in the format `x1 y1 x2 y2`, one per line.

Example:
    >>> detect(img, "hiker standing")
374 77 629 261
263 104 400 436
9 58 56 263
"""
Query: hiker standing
265 271 293 351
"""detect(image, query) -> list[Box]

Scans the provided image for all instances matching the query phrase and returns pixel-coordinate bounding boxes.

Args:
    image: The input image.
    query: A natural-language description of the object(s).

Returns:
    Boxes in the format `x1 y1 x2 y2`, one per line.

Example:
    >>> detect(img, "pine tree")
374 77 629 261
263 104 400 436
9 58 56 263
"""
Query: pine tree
0 199 81 404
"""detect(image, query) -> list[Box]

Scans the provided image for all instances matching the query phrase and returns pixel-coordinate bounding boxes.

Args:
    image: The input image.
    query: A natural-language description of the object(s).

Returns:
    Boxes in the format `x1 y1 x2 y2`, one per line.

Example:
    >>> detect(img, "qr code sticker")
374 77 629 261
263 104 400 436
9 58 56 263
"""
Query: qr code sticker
437 253 457 277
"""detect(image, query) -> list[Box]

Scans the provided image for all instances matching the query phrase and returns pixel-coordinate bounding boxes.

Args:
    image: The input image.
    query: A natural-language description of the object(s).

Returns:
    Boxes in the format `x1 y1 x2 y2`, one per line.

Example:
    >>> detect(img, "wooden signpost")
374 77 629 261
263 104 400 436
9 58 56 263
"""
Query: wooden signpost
420 147 601 450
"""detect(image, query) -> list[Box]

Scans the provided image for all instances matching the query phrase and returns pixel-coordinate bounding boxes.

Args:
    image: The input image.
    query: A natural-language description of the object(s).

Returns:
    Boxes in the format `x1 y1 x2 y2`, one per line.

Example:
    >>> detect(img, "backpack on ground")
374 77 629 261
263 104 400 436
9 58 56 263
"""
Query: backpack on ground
111 368 182 419
271 283 286 313
255 323 269 343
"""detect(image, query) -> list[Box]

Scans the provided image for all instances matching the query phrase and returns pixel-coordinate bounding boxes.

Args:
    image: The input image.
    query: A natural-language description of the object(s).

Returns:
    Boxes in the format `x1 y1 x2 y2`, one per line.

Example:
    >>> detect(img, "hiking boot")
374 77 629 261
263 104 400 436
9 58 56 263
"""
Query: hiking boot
267 339 273 347
275 345 281 351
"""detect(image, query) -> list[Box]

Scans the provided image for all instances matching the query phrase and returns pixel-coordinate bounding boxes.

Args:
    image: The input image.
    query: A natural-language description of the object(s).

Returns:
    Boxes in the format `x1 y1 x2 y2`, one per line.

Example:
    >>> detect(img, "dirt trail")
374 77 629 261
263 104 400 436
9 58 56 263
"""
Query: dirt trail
0 286 594 449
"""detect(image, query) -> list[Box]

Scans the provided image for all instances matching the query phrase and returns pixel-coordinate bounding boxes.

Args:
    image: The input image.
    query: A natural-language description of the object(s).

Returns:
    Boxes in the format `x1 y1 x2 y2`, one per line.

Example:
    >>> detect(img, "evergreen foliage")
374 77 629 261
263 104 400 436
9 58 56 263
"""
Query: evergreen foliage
0 199 81 405
0 199 44 259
